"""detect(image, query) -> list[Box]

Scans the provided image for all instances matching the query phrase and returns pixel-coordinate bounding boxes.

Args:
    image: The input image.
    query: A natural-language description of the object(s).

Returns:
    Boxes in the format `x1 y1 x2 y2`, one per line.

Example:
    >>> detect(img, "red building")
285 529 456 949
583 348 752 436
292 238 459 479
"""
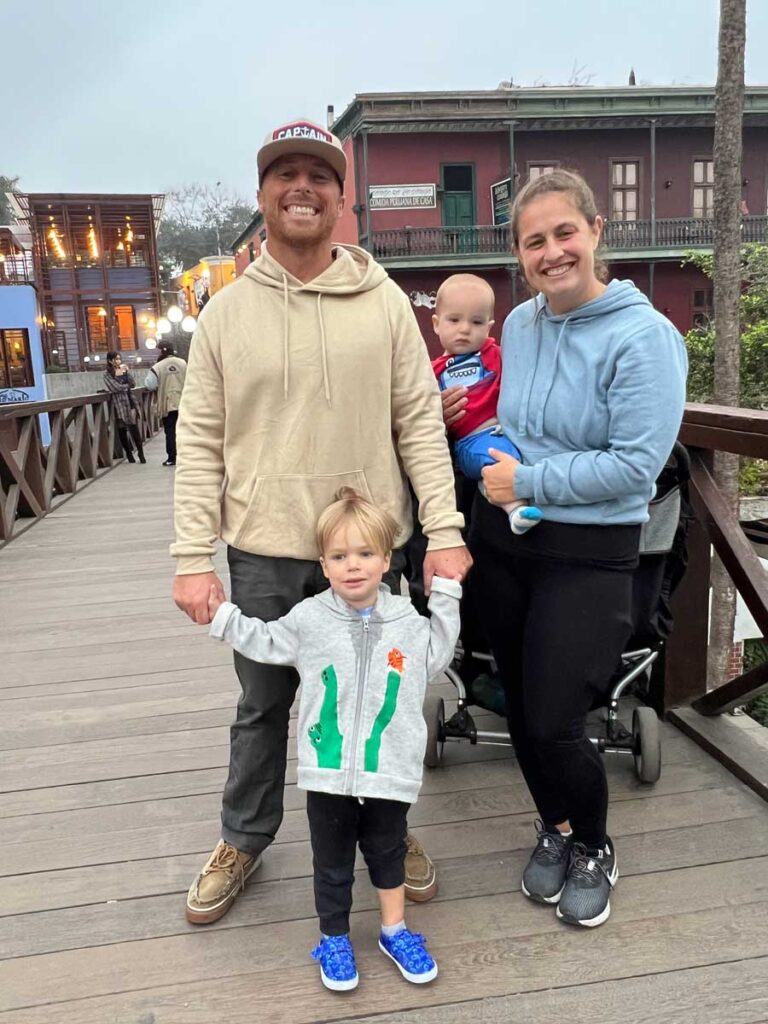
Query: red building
238 86 768 352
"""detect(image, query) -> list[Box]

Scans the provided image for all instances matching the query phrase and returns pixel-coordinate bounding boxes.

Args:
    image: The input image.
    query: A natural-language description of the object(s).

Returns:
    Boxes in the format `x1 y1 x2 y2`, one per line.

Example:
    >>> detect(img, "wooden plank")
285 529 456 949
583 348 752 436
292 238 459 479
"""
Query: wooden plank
3 810 766 923
669 707 768 802
0 783 762 880
0 758 736 843
3 824 767 960
331 958 768 1024
2 892 768 1016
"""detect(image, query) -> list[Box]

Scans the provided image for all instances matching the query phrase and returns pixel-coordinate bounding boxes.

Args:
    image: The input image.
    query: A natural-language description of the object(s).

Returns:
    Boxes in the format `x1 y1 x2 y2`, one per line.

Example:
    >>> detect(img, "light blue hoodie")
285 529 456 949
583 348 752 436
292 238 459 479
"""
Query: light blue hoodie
498 280 688 525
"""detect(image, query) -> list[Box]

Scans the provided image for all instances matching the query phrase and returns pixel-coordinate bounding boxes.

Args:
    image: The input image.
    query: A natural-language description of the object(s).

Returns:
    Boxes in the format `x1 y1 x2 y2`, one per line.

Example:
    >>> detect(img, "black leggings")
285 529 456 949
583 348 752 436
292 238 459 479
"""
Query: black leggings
306 791 408 935
116 421 144 460
469 501 639 848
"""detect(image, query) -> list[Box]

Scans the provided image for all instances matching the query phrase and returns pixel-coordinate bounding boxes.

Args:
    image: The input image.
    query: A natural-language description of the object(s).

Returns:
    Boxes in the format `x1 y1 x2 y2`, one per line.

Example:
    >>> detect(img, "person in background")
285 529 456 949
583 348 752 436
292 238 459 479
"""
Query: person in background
103 352 145 464
147 341 187 466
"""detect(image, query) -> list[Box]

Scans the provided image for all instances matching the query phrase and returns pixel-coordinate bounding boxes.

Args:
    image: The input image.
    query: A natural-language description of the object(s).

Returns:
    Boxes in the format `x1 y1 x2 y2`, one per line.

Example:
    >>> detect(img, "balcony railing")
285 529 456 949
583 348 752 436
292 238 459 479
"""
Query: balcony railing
0 250 34 285
371 216 768 260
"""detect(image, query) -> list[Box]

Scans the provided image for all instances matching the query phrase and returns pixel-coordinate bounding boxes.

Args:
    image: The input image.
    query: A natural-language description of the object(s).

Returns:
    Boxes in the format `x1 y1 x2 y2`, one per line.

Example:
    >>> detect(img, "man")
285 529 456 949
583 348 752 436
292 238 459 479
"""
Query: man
147 341 187 466
173 119 472 925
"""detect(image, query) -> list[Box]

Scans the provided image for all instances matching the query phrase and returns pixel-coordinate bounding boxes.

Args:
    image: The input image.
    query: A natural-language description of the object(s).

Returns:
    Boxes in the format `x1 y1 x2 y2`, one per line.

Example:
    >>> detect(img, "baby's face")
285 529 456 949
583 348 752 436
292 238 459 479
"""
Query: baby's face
433 285 494 356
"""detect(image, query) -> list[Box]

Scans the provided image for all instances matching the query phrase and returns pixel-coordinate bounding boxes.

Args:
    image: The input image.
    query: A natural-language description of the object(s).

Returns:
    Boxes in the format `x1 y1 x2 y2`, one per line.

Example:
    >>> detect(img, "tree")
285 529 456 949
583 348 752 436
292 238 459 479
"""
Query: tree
156 183 256 281
0 175 20 224
708 0 747 689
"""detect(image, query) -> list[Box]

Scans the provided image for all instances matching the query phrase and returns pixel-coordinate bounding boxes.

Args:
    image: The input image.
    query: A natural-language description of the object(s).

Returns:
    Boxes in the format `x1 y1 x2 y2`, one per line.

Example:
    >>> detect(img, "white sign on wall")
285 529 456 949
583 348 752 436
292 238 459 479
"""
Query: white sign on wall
369 185 437 210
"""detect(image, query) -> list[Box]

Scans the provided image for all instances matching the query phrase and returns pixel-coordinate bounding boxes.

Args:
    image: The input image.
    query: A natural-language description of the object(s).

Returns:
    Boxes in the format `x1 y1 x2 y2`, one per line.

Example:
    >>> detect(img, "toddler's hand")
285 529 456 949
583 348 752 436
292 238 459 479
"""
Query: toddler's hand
207 583 224 619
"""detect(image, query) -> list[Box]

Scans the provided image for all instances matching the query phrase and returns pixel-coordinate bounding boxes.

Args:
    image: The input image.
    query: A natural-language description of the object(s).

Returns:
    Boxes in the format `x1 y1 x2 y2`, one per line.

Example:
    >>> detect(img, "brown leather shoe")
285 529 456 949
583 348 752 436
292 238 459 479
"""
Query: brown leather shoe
185 840 261 924
404 832 437 902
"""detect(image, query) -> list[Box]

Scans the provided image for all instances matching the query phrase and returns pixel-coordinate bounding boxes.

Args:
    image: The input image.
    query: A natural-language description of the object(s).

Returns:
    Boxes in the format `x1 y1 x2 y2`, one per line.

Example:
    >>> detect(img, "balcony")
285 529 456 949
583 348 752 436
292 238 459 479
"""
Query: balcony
370 216 768 266
0 228 34 285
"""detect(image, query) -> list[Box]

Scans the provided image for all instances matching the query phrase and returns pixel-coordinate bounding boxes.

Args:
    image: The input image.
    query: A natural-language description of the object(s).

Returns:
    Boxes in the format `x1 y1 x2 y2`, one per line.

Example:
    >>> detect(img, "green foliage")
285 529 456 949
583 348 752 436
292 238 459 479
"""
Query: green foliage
682 243 768 409
743 638 768 728
156 184 256 281
682 244 768 496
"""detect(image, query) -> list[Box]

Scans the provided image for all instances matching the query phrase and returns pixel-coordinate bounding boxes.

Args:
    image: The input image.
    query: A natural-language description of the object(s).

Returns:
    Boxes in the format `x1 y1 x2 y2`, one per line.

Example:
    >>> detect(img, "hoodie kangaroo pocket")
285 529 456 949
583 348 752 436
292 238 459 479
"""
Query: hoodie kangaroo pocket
232 471 374 555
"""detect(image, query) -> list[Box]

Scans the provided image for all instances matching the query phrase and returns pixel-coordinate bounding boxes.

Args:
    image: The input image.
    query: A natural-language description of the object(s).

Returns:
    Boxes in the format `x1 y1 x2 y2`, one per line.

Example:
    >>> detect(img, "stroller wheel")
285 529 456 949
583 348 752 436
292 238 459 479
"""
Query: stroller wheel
632 706 661 784
423 694 445 768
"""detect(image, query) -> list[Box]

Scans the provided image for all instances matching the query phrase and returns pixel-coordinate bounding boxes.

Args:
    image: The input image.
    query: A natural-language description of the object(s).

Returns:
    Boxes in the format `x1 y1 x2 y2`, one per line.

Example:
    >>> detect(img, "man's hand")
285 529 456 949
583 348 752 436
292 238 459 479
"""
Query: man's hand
173 571 226 625
481 448 520 507
208 584 224 620
423 545 473 595
440 385 468 428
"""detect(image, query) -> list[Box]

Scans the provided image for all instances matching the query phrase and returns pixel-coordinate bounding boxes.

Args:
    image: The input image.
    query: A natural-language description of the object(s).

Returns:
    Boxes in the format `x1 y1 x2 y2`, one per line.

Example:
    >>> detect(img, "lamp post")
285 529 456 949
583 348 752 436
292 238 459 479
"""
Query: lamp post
155 303 196 359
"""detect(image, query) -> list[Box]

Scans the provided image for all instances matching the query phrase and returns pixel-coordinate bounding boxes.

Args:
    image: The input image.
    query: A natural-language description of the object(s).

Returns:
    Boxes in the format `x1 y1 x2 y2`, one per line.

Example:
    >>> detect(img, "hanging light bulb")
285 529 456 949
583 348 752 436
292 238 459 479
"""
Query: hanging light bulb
181 315 197 333
167 305 183 324
156 317 171 334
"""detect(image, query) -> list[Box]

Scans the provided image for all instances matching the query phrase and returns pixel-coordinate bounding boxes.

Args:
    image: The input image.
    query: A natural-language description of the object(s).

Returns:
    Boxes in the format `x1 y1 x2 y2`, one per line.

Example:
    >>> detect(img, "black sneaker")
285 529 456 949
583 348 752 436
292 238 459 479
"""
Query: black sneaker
521 820 573 904
556 837 618 927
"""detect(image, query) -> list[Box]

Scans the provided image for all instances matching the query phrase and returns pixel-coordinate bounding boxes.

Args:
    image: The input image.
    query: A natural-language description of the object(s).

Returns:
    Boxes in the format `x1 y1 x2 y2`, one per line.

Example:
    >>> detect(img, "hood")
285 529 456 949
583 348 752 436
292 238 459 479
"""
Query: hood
535 278 652 324
243 241 388 295
315 584 418 623
519 279 651 439
242 243 389 406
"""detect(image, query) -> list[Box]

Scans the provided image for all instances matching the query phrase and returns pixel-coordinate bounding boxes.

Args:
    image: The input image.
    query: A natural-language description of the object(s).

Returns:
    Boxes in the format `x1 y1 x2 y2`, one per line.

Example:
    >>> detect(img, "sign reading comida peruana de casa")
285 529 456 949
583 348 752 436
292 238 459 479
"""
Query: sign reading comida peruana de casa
368 185 437 210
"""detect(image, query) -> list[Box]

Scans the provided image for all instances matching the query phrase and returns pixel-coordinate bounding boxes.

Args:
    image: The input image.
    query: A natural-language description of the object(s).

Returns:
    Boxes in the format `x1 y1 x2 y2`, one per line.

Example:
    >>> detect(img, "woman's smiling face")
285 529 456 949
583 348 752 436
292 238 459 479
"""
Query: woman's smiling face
516 192 605 314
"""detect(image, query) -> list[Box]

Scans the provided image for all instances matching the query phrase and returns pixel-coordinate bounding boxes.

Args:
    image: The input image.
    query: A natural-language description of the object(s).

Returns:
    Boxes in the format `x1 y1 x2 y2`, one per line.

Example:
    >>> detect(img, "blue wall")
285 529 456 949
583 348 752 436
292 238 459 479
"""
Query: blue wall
0 285 50 444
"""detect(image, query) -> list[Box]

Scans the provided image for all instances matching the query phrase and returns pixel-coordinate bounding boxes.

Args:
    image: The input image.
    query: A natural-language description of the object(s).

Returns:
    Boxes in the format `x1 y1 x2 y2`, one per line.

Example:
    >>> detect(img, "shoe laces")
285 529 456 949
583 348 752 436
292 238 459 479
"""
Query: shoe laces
203 842 243 878
311 935 356 975
568 843 614 889
405 834 424 857
385 928 435 971
531 819 571 865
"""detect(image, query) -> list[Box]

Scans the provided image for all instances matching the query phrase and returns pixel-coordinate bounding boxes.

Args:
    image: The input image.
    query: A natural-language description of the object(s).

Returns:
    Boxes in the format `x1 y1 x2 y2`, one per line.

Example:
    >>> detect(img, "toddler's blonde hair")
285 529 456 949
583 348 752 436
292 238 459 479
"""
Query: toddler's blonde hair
316 488 398 556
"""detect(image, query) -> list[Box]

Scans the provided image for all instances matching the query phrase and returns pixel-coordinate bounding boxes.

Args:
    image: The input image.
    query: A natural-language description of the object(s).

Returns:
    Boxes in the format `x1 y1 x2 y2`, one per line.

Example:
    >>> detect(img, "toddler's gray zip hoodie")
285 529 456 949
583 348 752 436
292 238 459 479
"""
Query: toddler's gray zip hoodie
210 577 461 803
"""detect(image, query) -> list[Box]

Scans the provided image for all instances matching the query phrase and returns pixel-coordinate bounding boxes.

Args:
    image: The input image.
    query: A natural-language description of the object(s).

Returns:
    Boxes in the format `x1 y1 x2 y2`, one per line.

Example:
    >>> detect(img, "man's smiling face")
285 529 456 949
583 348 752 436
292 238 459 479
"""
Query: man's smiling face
258 154 344 250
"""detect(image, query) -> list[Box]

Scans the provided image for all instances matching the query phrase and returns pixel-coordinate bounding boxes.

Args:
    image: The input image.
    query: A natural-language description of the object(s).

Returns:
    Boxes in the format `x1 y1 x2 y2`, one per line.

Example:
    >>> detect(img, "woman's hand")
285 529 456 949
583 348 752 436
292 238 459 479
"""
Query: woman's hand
481 448 520 506
440 385 468 427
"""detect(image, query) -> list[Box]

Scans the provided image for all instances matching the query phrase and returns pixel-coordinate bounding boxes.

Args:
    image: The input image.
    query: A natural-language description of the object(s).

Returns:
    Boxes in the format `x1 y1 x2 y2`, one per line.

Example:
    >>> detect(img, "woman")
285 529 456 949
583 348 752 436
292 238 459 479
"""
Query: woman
469 170 687 927
103 352 145 464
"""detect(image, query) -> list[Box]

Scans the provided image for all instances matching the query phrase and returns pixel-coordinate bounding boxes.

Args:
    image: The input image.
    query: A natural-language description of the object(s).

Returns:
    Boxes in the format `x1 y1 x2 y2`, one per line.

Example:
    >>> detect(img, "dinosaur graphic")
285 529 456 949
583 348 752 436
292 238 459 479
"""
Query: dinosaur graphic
308 665 343 769
364 648 405 772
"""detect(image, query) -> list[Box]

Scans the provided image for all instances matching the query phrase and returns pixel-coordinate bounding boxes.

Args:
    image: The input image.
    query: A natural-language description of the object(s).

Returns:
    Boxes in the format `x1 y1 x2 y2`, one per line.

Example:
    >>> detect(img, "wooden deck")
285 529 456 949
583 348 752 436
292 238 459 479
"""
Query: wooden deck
1 437 767 1024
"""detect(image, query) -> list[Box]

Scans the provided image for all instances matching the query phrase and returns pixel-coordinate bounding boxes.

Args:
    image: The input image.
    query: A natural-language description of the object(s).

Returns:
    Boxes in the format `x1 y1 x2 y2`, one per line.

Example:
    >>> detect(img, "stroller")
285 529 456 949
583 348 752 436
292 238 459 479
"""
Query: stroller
423 442 692 784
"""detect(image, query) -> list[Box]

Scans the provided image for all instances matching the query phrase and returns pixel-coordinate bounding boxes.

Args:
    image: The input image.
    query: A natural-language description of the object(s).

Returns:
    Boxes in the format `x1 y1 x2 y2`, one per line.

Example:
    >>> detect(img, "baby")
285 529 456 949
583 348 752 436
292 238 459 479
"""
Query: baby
432 273 541 534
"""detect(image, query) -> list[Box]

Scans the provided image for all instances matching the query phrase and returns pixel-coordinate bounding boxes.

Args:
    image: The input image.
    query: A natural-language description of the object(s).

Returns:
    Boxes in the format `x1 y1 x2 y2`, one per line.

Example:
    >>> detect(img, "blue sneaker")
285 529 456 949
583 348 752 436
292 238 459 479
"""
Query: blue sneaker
378 928 438 984
310 934 359 991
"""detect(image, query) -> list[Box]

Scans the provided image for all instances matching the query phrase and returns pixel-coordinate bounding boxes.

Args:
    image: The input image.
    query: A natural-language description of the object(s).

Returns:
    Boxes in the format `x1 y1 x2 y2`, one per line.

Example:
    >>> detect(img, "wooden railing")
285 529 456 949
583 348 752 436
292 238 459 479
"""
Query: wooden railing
665 405 768 718
0 389 159 544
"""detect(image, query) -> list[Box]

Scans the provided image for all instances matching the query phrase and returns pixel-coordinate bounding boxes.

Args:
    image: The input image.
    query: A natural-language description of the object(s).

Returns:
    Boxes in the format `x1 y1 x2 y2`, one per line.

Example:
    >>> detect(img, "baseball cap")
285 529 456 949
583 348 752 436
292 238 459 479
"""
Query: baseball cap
257 119 347 185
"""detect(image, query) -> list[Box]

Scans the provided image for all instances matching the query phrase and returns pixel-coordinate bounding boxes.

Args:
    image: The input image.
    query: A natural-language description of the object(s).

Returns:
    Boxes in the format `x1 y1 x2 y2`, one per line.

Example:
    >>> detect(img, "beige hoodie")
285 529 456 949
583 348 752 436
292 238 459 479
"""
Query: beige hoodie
172 243 463 574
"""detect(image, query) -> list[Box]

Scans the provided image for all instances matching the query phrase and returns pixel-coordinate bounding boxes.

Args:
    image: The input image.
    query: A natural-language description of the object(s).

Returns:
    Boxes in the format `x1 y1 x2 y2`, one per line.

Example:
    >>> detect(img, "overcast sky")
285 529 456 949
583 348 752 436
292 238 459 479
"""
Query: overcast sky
4 0 767 202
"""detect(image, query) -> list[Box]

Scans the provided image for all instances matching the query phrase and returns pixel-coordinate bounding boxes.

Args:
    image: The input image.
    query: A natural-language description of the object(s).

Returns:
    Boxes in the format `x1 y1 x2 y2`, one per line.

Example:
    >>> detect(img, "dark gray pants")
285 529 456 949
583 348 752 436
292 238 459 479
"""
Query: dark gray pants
220 545 405 856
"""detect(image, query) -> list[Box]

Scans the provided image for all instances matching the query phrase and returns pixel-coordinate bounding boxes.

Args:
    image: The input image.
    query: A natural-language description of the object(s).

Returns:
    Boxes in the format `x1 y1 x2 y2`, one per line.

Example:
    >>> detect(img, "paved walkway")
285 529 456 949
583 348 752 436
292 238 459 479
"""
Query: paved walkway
1 438 767 1023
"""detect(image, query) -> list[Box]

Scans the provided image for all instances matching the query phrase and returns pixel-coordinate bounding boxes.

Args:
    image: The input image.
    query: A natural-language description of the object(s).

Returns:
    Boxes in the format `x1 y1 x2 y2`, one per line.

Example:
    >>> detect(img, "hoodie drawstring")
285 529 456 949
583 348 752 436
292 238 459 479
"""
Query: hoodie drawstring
281 275 290 400
534 316 571 437
279 277 332 406
317 293 331 406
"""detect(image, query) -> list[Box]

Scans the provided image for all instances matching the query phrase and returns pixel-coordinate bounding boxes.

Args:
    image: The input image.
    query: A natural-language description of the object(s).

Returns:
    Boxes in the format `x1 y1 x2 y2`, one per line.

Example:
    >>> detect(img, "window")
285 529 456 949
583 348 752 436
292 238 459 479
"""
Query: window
0 329 34 389
114 306 137 351
442 164 473 192
85 306 110 352
693 160 714 218
692 287 714 329
611 161 639 221
528 164 556 182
